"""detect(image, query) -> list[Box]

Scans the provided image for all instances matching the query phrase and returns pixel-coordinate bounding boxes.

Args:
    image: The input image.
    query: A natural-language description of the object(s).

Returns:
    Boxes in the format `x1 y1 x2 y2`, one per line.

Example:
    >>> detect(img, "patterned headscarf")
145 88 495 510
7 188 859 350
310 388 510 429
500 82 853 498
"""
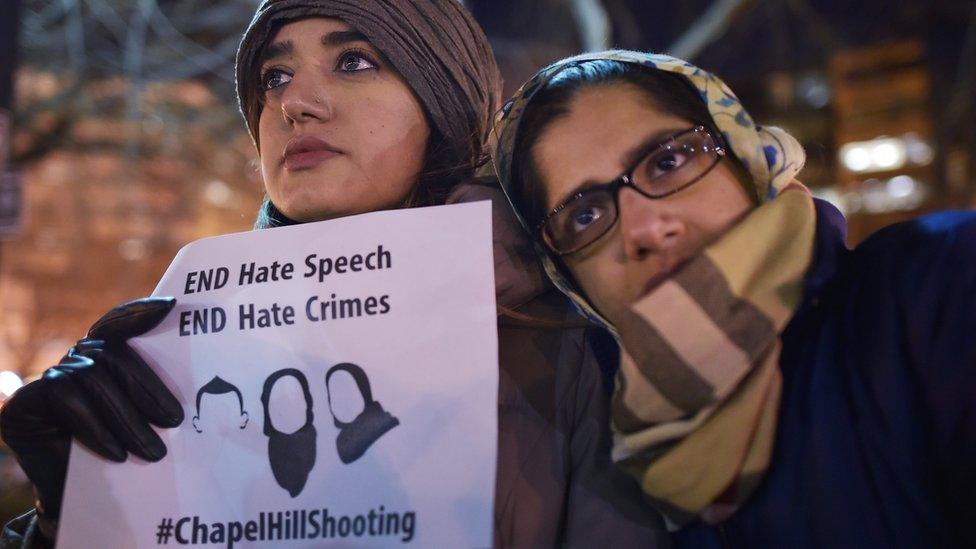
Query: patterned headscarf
492 50 807 333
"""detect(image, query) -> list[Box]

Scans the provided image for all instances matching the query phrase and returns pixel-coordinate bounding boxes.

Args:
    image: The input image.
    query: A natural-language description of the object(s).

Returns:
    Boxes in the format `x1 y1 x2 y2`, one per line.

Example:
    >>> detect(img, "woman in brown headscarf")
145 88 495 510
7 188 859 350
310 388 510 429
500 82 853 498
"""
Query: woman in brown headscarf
1 2 667 547
235 0 503 226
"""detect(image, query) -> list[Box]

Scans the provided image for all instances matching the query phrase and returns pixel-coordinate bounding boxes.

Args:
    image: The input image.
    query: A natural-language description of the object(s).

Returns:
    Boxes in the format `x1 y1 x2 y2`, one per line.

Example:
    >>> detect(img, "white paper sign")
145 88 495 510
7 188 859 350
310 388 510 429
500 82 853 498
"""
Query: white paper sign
58 202 498 548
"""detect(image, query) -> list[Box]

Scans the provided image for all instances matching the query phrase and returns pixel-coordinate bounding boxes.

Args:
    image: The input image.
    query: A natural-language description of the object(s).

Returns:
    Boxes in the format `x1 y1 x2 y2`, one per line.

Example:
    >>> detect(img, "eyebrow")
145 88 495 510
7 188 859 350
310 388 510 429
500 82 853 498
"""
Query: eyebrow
322 30 369 47
259 31 370 66
621 127 685 170
260 40 293 65
548 127 685 210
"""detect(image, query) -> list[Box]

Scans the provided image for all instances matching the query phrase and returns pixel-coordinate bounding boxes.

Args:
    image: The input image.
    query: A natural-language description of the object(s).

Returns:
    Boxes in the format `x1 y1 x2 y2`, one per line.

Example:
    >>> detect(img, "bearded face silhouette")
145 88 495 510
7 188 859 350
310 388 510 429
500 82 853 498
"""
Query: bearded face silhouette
261 369 317 497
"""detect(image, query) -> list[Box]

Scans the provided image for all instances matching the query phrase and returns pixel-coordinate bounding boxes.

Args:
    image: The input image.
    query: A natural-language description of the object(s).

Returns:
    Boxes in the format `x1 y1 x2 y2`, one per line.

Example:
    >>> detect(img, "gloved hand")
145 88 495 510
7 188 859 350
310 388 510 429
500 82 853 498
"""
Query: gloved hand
0 297 183 526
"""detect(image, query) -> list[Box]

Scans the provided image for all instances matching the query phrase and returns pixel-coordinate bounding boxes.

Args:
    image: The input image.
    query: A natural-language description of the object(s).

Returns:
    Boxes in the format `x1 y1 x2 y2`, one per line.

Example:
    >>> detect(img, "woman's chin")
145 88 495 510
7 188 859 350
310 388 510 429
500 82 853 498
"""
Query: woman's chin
265 195 327 223
275 197 390 223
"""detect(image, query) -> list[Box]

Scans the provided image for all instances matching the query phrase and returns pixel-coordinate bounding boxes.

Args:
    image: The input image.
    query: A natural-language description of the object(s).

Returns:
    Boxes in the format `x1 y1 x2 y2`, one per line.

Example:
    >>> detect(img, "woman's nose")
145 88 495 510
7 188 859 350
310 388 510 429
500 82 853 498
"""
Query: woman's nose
618 188 685 261
280 76 334 125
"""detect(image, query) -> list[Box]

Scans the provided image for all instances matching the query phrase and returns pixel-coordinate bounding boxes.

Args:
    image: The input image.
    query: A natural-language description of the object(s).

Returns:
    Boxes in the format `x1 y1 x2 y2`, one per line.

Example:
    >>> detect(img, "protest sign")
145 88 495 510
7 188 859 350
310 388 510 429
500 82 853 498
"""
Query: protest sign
57 202 498 548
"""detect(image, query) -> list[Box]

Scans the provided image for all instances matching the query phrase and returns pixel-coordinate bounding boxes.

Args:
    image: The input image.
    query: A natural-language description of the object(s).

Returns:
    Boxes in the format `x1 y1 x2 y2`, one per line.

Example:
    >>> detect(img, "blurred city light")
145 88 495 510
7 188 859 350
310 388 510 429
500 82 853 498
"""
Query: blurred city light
204 179 236 208
0 370 24 399
871 139 906 171
886 175 917 199
840 137 907 173
841 145 873 172
118 238 150 261
839 134 936 175
903 133 936 166
813 175 928 216
796 73 831 109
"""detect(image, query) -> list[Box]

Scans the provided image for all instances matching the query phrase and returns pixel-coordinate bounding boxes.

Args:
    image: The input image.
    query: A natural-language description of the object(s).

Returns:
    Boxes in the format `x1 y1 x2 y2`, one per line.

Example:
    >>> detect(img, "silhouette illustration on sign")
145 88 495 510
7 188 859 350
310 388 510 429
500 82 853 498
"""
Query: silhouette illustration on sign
192 376 249 433
261 368 317 497
325 363 400 464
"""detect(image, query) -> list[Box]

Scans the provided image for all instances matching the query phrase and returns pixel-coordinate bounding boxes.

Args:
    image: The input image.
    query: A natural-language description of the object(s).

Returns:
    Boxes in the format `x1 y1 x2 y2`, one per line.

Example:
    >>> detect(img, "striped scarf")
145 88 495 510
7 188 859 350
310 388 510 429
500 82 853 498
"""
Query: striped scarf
612 183 816 528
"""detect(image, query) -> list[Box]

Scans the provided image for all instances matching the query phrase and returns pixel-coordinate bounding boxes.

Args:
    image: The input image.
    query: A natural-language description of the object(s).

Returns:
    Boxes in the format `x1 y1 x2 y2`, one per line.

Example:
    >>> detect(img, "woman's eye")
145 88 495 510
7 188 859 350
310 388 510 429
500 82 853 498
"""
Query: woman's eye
647 151 689 177
568 205 604 233
338 51 378 73
656 153 687 172
261 69 292 91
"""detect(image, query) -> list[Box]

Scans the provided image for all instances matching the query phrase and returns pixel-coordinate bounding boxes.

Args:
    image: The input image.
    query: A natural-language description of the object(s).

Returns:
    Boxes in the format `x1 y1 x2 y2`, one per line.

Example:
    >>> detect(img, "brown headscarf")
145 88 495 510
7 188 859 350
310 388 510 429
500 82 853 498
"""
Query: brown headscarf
236 0 502 171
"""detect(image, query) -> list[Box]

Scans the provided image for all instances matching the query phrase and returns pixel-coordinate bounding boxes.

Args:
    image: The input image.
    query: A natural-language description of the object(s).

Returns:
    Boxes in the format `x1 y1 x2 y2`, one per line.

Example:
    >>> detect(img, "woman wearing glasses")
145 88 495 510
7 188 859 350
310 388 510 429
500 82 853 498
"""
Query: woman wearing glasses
493 50 976 546
0 5 667 547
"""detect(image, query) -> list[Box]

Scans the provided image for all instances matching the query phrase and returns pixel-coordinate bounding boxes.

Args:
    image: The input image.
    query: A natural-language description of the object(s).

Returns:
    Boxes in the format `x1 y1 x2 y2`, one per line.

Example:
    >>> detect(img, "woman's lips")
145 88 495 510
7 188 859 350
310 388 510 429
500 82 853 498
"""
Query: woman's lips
283 136 342 171
285 149 341 171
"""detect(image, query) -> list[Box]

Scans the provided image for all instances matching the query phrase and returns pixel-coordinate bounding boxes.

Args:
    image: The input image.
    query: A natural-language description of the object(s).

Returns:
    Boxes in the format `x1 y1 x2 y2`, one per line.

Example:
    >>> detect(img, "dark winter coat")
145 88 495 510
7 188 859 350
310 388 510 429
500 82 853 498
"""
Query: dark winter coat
674 201 976 548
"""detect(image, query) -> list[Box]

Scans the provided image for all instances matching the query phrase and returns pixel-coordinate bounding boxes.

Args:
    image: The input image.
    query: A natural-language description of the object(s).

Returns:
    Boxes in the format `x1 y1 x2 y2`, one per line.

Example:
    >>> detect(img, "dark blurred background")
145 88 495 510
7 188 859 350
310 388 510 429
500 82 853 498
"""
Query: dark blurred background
1 0 975 523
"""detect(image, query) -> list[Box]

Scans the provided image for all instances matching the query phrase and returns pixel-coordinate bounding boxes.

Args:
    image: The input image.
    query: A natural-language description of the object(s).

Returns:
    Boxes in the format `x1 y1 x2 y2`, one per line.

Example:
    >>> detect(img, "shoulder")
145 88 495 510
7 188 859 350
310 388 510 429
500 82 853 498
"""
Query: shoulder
496 288 592 411
853 210 976 268
837 210 976 372
844 211 976 302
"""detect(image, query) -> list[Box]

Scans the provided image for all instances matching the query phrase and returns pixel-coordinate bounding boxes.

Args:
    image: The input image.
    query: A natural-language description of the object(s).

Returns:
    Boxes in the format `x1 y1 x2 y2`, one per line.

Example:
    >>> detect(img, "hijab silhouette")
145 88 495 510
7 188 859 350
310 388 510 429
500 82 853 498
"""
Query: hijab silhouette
325 363 400 464
261 368 316 497
192 376 248 433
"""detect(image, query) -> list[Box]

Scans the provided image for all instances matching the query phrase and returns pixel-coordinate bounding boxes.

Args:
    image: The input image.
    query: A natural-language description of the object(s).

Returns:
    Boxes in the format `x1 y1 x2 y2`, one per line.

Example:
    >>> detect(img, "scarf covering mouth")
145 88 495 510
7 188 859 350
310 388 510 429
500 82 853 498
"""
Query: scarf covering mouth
236 0 502 166
491 50 816 527
615 185 815 527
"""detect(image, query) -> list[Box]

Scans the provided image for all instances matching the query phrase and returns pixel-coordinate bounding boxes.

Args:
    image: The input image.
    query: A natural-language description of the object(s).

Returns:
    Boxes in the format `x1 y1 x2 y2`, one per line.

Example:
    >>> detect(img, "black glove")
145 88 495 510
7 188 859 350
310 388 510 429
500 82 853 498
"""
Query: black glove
0 297 183 524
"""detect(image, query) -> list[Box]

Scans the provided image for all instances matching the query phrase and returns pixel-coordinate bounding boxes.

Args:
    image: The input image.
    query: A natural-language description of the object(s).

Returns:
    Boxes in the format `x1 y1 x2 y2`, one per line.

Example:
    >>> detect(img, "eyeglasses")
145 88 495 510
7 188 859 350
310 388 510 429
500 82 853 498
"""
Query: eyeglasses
537 126 726 255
